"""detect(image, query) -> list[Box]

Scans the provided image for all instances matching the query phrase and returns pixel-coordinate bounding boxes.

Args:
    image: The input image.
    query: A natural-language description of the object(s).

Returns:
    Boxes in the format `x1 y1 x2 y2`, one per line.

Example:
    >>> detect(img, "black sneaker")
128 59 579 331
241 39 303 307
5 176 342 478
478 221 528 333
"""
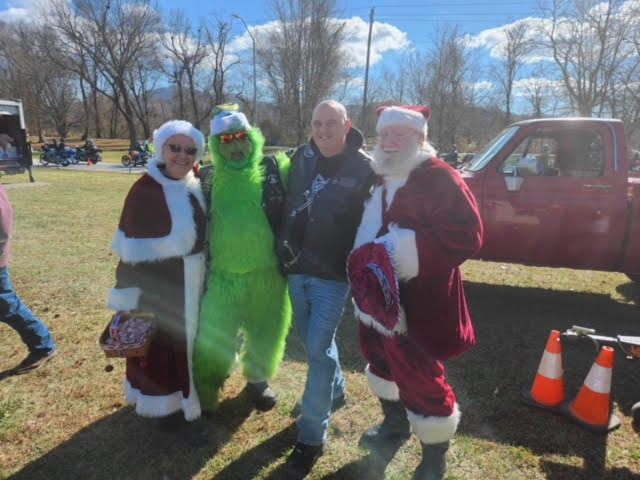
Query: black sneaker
285 442 324 477
246 381 277 411
14 348 57 374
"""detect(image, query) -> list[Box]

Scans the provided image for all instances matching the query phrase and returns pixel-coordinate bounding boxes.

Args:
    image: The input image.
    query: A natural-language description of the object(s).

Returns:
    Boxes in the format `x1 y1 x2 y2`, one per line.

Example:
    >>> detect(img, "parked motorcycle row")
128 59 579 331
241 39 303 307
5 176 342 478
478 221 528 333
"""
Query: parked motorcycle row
40 141 103 167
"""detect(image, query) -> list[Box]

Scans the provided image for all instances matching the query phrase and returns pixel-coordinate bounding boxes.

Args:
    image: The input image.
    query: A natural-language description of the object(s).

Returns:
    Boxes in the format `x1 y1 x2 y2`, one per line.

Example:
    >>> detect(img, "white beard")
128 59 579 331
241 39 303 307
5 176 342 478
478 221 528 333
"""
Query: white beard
371 138 428 179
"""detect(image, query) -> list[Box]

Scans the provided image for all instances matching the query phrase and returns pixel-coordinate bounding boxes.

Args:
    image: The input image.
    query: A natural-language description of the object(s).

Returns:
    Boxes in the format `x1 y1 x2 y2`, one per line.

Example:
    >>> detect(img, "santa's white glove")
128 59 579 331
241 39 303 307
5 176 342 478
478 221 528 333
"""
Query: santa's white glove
385 224 420 280
373 233 395 259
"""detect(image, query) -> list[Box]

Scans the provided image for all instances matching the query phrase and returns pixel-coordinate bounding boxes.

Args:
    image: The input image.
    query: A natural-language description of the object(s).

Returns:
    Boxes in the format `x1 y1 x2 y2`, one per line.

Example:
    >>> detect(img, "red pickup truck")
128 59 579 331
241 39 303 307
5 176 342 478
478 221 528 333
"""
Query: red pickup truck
459 118 640 282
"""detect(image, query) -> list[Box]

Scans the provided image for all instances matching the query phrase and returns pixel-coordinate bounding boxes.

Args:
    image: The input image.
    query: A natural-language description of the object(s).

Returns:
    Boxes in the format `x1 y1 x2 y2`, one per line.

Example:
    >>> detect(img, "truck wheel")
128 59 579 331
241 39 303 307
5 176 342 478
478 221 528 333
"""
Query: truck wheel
626 274 640 283
121 155 131 167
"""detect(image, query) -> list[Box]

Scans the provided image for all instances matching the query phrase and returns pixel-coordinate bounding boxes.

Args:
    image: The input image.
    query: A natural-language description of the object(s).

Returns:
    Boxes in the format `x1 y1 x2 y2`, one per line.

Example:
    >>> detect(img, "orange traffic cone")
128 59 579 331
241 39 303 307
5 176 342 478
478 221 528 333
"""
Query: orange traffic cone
521 330 564 411
562 345 620 433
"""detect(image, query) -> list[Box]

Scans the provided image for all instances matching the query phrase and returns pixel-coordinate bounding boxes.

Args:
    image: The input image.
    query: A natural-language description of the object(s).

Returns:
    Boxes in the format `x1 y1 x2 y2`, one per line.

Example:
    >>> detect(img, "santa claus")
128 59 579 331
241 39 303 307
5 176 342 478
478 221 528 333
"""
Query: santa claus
347 105 483 479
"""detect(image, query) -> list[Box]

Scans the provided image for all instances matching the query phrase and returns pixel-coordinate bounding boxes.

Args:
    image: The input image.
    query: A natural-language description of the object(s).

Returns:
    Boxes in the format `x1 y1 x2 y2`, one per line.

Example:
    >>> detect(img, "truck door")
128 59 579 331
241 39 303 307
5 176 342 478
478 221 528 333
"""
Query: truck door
480 122 626 270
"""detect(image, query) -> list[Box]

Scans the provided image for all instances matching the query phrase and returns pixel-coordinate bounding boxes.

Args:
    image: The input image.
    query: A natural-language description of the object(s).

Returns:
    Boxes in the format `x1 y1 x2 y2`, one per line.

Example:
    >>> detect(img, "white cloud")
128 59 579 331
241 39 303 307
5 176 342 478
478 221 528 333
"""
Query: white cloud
1 0 34 22
513 77 564 96
341 16 411 68
473 80 494 93
465 17 552 64
0 0 57 23
228 16 411 69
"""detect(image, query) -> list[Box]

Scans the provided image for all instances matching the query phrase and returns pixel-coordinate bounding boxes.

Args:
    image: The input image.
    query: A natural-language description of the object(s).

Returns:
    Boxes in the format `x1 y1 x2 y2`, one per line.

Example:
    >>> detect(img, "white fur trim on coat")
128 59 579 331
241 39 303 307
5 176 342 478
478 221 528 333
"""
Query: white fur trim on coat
112 163 205 265
182 251 206 419
365 364 400 400
354 185 384 250
107 287 141 311
354 300 407 337
407 403 460 444
153 119 205 166
122 251 205 422
387 224 419 280
125 379 201 421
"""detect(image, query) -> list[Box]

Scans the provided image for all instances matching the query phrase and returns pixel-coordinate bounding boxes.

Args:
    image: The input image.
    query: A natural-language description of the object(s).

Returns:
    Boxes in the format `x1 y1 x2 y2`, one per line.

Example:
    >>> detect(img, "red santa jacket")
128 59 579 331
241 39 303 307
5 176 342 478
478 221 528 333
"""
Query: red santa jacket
353 155 483 360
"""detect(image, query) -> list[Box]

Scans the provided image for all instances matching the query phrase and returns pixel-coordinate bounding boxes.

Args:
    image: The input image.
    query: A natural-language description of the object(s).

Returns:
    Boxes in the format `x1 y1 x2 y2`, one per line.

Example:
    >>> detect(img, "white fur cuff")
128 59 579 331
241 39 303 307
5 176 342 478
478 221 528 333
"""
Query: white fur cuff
365 364 400 400
407 403 460 444
388 224 419 280
355 301 408 337
107 287 141 311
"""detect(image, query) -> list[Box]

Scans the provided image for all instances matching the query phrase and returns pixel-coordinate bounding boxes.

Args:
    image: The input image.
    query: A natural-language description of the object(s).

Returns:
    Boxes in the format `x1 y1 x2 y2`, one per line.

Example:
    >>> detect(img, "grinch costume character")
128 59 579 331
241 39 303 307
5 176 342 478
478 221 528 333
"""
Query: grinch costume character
194 108 291 411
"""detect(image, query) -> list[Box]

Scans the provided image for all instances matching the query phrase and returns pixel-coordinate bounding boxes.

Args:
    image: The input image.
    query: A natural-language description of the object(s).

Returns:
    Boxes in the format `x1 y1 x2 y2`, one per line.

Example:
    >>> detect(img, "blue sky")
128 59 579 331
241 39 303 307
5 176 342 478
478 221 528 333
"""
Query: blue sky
1 0 548 106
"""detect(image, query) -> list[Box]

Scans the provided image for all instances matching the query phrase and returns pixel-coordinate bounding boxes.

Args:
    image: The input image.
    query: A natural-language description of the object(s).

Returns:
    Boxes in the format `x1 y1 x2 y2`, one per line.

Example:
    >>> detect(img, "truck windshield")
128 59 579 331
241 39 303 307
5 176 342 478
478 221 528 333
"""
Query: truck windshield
464 125 520 172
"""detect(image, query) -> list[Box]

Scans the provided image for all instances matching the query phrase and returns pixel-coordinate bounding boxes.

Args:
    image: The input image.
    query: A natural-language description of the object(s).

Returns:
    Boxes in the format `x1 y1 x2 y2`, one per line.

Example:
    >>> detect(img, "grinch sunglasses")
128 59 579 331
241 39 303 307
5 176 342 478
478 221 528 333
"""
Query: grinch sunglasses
218 131 249 144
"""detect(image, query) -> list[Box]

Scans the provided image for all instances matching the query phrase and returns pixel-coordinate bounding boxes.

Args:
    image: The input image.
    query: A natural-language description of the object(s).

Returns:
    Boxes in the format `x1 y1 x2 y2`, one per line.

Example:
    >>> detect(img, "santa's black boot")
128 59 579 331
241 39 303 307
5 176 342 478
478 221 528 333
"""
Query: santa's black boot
412 441 450 480
359 398 411 452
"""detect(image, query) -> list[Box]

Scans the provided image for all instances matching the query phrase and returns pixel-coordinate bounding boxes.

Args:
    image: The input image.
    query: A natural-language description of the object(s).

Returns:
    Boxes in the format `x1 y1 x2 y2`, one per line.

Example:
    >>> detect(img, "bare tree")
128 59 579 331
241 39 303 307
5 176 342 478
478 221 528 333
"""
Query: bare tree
0 22 78 138
49 0 162 146
418 26 474 150
541 0 633 116
491 21 532 125
203 19 236 123
258 0 348 143
162 14 236 130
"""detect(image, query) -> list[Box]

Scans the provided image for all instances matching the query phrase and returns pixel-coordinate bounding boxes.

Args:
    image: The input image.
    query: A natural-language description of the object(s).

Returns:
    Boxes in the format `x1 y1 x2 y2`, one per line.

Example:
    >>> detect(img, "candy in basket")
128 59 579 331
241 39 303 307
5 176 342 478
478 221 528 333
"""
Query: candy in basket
99 311 156 359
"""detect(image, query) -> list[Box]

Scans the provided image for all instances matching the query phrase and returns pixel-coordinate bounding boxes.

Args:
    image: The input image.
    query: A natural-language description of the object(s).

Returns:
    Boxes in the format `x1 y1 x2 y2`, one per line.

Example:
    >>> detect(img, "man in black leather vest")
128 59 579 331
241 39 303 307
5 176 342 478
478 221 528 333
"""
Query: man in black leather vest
277 100 375 476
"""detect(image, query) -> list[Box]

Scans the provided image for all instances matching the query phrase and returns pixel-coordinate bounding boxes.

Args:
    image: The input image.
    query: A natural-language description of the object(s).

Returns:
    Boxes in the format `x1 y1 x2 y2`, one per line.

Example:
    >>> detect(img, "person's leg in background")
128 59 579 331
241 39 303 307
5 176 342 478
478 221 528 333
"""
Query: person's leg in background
0 267 56 373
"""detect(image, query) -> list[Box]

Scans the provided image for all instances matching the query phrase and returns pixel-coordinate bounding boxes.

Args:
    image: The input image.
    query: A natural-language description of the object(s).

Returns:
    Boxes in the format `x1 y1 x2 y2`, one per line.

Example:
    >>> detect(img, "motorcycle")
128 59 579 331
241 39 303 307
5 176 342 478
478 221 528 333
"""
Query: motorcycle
76 144 103 164
40 143 74 166
121 143 150 167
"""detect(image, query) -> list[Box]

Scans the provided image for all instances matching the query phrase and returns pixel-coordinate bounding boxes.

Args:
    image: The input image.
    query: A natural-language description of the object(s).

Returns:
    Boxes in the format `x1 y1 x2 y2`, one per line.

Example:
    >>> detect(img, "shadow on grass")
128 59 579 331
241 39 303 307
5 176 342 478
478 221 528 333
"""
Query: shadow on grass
452 280 640 477
8 392 254 480
541 461 639 480
213 423 297 479
616 281 640 304
320 444 404 480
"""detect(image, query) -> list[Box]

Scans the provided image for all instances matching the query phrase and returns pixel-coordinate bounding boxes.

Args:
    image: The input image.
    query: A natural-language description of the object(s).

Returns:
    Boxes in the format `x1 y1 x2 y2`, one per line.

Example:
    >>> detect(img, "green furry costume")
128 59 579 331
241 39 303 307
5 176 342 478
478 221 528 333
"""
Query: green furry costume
193 120 291 410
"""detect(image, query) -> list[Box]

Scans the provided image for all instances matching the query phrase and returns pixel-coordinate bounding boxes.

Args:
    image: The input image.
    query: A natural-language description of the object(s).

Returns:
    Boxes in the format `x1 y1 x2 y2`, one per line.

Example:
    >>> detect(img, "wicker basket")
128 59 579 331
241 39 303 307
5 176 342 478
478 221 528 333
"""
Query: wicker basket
99 311 156 358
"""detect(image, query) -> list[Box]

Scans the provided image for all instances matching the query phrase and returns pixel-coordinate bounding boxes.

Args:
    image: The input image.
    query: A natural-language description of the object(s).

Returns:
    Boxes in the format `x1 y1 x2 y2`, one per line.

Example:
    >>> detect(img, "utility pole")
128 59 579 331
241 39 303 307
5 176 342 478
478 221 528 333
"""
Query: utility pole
233 14 257 124
361 7 375 135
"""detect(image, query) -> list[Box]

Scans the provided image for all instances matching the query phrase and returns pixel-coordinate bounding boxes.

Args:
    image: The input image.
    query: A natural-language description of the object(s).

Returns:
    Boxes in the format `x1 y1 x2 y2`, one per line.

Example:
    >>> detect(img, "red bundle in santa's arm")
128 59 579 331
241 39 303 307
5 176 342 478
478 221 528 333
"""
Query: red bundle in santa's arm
347 241 403 336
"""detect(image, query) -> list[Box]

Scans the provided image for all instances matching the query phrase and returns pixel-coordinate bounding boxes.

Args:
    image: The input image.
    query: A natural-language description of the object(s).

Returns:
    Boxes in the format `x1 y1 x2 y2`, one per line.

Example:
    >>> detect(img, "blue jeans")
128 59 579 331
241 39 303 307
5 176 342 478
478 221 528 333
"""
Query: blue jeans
288 274 349 445
0 267 55 354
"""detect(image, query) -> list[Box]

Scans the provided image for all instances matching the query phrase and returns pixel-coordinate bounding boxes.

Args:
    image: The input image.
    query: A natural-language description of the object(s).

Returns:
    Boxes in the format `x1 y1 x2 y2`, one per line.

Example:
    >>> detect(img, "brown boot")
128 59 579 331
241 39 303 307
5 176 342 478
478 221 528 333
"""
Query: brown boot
412 441 449 480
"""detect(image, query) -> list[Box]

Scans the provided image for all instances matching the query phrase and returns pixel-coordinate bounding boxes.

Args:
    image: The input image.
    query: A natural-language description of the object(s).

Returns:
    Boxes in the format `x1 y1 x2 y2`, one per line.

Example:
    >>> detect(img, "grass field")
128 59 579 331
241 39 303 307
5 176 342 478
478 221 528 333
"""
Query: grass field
1 169 640 479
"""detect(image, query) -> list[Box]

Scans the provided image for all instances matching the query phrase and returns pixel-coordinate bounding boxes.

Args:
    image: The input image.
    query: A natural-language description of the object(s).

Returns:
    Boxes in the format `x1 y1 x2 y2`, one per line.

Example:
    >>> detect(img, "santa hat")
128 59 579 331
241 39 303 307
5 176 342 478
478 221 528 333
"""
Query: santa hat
153 120 205 165
376 105 432 137
210 110 251 136
347 242 402 336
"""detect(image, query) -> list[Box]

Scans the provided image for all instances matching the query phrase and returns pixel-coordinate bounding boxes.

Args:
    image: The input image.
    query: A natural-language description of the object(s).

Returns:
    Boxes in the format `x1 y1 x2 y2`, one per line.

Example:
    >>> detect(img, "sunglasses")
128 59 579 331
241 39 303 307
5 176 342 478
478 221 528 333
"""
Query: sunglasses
166 143 198 156
219 131 249 144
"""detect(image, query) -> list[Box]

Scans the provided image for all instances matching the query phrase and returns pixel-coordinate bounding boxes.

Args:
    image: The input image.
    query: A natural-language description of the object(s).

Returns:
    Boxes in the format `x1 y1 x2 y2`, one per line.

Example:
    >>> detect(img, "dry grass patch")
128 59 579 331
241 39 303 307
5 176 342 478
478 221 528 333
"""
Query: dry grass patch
0 170 639 479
